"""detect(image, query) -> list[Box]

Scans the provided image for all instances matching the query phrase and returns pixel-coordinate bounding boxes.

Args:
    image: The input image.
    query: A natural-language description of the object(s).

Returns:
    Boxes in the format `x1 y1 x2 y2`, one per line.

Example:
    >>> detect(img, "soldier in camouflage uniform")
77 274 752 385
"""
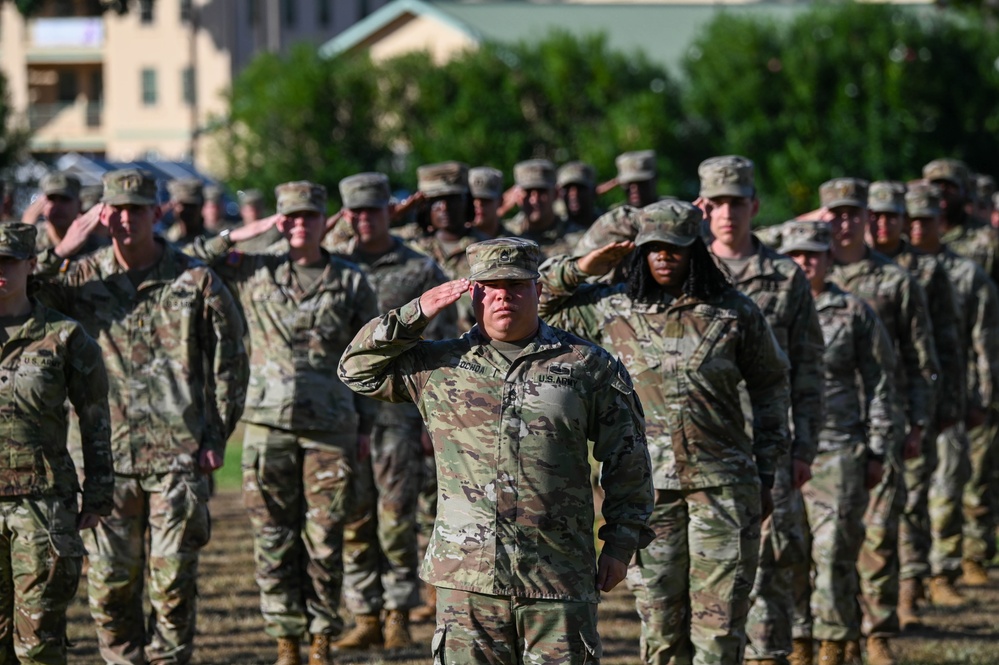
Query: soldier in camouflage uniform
327 173 456 652
508 159 585 258
31 172 108 259
0 223 113 665
191 181 378 665
540 201 791 665
781 220 895 665
615 150 660 208
972 174 995 227
556 161 601 228
822 177 939 665
340 236 654 664
468 167 511 240
695 156 823 665
164 178 216 248
866 180 965 621
905 181 999 593
32 168 248 665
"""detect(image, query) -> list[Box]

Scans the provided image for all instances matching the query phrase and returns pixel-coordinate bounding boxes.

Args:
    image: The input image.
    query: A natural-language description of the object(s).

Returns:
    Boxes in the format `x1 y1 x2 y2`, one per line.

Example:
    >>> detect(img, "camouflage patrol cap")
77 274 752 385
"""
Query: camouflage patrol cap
417 161 469 198
514 159 556 190
203 183 223 204
469 167 504 200
40 171 81 199
905 180 942 218
820 177 869 209
975 174 995 203
102 168 158 206
923 159 969 192
79 185 103 212
238 189 264 206
698 155 755 199
556 161 596 189
466 237 542 281
0 222 37 259
167 178 204 205
616 150 657 184
634 200 702 248
339 172 391 209
780 220 831 254
868 180 906 215
275 180 327 215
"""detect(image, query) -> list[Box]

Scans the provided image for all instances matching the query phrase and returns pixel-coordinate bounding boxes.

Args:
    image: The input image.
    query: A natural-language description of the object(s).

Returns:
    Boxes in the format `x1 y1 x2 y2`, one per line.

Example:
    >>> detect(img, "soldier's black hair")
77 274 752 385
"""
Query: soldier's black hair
625 237 731 303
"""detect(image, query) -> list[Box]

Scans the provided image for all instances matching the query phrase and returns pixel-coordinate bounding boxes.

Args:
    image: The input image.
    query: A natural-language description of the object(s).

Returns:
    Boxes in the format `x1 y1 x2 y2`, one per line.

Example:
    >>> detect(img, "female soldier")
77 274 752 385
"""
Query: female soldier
538 200 791 665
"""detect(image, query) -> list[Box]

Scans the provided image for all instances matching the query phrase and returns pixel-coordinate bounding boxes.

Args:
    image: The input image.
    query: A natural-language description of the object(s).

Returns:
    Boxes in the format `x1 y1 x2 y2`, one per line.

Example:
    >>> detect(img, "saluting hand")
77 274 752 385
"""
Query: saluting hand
577 241 635 277
419 279 469 320
54 204 104 259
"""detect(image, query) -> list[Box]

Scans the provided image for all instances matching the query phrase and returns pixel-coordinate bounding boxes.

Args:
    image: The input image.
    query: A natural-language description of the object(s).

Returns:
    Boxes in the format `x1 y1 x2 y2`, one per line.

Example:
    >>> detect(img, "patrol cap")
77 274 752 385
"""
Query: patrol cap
466 237 542 282
634 200 702 248
698 155 755 199
867 180 906 215
616 150 657 184
780 219 831 254
469 167 504 200
923 158 969 191
275 180 327 215
238 189 264 206
203 183 223 204
167 178 204 205
79 185 103 212
975 173 995 203
0 222 37 260
514 159 556 190
820 177 869 209
905 180 942 218
102 168 159 206
417 161 469 198
556 161 596 189
339 172 391 209
40 171 81 199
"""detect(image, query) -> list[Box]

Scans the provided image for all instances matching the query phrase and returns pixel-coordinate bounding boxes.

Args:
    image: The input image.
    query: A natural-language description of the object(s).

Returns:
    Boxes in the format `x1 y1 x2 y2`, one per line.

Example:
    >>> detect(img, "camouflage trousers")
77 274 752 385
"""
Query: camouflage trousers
745 454 806 661
342 414 424 614
432 587 600 665
963 414 999 564
0 497 84 665
858 454 905 637
627 483 761 665
85 472 211 665
929 425 971 579
801 444 868 642
241 424 354 639
899 425 940 582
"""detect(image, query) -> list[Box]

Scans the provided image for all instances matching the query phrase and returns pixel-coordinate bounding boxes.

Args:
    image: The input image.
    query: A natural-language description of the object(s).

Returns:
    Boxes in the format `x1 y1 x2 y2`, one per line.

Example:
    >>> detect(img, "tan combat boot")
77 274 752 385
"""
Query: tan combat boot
309 634 333 665
928 575 966 607
274 637 301 665
898 577 923 629
410 585 437 623
789 638 813 665
817 640 845 665
865 636 896 665
332 614 383 650
961 559 990 586
842 639 862 665
383 609 413 650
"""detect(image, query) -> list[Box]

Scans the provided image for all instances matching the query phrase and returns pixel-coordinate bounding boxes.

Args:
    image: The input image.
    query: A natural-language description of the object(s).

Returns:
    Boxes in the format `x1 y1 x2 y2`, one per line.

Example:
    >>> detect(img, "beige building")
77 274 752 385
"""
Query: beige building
0 0 388 171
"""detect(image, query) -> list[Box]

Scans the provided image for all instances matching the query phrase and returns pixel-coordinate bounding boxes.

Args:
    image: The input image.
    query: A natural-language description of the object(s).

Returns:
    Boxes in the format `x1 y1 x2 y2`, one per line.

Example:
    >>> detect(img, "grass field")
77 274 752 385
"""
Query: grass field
64 487 999 664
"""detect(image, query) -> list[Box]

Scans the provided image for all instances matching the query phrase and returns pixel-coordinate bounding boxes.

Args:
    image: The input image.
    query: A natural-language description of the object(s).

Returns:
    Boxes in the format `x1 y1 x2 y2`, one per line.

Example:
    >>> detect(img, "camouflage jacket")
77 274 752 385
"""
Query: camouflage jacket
571 205 641 258
942 222 999 286
34 241 248 475
713 238 824 465
409 230 488 332
829 248 938 440
538 256 791 490
194 235 379 439
885 241 964 423
936 247 999 413
165 223 216 249
813 284 895 456
0 301 113 514
509 214 586 258
339 303 654 603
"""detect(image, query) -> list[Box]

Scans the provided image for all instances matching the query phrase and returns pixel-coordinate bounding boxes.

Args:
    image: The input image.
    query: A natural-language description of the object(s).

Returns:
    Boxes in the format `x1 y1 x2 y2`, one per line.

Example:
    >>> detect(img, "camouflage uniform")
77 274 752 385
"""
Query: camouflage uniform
339 238 654 665
34 169 248 665
509 160 586 258
33 172 109 263
194 181 379 641
539 202 791 665
164 178 217 249
0 225 114 665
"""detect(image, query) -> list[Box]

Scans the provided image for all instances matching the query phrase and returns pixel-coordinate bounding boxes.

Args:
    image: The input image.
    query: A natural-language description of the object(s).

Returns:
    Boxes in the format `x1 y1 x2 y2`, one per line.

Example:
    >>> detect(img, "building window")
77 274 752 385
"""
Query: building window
139 0 153 23
182 67 196 106
281 0 295 26
180 0 193 22
317 0 331 26
57 70 78 102
141 68 157 106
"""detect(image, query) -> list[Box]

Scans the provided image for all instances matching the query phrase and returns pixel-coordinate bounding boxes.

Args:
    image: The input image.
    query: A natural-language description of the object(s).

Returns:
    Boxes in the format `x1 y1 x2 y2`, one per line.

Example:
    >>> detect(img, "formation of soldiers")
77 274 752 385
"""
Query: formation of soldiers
0 148 997 665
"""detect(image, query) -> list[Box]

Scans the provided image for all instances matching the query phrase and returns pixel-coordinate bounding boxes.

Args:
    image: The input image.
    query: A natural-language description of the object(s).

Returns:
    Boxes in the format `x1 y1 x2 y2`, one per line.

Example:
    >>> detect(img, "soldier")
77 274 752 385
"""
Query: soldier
35 168 248 665
190 181 378 665
33 172 108 258
972 174 995 227
0 223 113 665
80 184 103 213
867 180 964 621
539 201 791 665
468 166 509 239
330 173 456 652
822 177 939 665
780 220 895 665
509 159 585 258
557 161 600 228
616 149 659 208
202 183 229 233
239 189 265 223
696 156 824 665
165 177 214 247
904 181 999 592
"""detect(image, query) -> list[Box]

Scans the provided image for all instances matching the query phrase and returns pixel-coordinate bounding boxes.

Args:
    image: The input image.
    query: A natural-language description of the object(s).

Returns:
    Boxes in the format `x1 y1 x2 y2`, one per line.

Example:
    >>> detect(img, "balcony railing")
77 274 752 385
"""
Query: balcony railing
27 100 103 131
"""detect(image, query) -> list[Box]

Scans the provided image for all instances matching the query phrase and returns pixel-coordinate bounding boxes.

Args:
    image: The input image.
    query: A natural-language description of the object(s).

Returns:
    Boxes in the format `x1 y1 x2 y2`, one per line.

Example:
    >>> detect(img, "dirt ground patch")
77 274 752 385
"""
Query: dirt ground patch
65 490 999 664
